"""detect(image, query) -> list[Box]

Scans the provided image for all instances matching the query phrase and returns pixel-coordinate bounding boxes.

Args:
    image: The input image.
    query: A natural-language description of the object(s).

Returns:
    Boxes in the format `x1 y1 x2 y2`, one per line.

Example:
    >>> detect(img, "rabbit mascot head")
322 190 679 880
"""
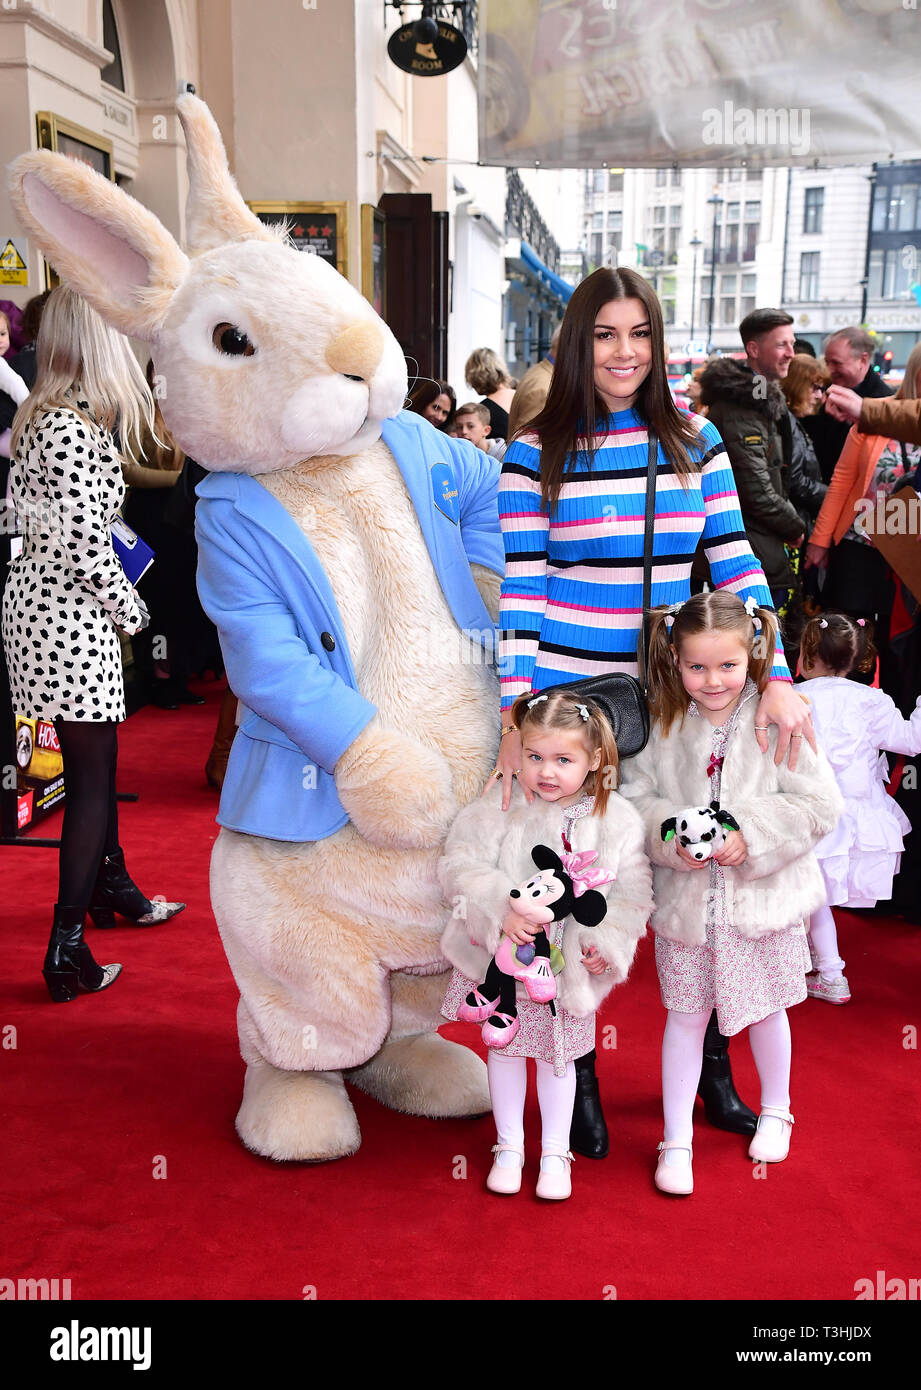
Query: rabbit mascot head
9 96 500 1161
9 97 407 472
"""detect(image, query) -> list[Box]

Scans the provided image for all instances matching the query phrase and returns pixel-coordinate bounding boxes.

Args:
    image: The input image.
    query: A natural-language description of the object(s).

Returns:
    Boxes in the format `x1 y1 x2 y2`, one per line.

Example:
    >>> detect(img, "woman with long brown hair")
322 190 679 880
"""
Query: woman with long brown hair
406 378 456 432
492 267 814 1158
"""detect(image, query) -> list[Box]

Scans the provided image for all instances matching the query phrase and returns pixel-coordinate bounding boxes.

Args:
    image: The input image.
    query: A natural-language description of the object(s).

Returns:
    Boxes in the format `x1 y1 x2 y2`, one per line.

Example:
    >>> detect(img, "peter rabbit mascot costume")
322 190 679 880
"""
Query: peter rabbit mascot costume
9 96 501 1160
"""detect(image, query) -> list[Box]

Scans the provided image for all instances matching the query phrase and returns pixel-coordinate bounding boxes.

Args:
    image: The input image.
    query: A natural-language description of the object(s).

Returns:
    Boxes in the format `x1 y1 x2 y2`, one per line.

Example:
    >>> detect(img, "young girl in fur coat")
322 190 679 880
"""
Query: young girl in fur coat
439 690 653 1201
618 591 842 1196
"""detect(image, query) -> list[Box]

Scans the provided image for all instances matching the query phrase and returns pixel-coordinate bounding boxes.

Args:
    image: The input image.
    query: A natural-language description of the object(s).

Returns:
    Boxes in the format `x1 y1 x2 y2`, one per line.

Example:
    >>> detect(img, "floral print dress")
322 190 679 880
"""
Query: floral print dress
654 695 811 1036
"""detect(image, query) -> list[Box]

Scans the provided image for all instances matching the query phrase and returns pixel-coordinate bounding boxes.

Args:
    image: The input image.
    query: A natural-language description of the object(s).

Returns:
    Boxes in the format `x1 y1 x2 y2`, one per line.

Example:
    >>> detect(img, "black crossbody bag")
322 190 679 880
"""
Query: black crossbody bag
538 429 658 759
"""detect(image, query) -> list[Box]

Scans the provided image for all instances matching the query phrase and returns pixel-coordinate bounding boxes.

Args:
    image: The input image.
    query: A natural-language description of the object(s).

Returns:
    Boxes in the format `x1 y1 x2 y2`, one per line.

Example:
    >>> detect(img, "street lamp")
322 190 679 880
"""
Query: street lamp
706 194 723 354
688 235 702 348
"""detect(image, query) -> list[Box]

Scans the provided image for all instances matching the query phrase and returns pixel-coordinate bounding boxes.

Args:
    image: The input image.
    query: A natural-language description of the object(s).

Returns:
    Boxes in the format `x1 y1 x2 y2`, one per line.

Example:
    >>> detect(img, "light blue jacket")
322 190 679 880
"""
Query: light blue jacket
195 410 503 842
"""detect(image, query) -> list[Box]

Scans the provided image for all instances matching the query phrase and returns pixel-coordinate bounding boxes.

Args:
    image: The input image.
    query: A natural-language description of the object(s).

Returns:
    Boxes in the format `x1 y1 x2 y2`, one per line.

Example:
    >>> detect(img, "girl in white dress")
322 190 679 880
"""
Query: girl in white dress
619 591 842 1194
440 690 652 1201
799 612 921 1004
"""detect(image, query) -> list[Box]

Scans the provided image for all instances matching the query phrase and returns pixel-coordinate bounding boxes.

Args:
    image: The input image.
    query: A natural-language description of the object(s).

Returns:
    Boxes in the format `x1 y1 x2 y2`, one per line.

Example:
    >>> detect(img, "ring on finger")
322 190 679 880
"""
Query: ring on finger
490 768 502 779
753 724 770 731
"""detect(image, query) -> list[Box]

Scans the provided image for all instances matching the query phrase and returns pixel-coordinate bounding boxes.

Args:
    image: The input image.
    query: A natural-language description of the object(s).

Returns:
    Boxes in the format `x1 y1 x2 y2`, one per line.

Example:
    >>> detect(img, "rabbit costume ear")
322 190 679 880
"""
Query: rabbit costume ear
176 95 274 254
8 151 188 342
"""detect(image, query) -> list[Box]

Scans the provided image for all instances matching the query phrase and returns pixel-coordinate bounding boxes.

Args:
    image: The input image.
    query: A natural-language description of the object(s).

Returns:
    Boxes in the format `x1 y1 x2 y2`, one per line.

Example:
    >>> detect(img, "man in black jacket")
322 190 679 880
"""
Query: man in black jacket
699 308 804 610
802 326 893 483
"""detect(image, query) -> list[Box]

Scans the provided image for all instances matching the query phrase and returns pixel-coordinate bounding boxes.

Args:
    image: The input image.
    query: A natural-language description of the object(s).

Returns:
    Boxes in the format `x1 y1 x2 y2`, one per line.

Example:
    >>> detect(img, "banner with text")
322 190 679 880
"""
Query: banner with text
479 0 921 168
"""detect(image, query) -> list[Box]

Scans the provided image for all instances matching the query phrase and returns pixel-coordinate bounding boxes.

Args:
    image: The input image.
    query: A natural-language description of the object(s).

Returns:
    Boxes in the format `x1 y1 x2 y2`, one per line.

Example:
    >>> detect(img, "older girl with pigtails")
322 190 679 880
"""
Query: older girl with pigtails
618 590 842 1195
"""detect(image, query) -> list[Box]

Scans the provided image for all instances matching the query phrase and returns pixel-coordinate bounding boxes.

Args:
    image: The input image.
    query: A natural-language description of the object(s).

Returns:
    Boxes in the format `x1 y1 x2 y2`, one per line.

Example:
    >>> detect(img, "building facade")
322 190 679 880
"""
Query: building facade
579 160 921 367
0 0 569 404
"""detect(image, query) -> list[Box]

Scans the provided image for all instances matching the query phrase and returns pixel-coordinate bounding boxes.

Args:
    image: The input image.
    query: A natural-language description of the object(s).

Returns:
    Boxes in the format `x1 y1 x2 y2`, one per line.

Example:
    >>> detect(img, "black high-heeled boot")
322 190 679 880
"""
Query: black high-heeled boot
697 1011 757 1135
87 847 186 928
569 1049 609 1159
42 904 122 1003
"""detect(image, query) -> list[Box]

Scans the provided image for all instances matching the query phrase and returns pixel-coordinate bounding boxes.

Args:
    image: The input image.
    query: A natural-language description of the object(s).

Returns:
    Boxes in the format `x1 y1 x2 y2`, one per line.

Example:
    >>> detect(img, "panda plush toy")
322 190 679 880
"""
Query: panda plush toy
661 801 740 862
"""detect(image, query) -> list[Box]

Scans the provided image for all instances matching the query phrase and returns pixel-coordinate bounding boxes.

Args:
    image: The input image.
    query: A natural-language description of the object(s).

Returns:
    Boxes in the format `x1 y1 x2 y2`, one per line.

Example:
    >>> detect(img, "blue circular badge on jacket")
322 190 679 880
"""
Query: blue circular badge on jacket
430 462 459 524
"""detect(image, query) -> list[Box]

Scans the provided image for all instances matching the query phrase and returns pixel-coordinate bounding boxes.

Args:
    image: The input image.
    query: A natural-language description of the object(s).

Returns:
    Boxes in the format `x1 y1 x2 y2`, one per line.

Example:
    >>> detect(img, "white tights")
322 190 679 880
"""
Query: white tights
487 1050 576 1164
662 1007 792 1153
808 904 846 977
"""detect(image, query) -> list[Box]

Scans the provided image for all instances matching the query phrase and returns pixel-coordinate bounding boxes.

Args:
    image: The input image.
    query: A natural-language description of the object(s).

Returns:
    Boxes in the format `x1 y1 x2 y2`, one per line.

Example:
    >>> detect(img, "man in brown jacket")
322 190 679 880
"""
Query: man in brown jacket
826 385 921 445
507 324 561 439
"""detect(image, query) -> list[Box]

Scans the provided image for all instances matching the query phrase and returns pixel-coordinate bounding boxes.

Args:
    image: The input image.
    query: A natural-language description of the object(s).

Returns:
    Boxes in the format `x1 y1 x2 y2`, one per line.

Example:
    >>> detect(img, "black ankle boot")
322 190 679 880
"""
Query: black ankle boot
697 1013 757 1135
42 904 122 1002
88 847 186 928
569 1049 609 1159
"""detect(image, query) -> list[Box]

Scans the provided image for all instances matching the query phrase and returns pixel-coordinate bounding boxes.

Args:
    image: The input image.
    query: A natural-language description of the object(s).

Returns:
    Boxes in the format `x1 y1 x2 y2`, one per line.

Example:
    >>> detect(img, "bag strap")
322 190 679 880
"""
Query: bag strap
637 429 658 693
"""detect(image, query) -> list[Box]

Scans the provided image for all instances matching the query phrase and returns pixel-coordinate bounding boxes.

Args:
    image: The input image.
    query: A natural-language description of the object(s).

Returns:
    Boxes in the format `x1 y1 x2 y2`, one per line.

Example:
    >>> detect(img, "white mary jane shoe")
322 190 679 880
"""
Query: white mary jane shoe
486 1144 525 1194
748 1107 794 1163
655 1140 693 1196
535 1150 574 1201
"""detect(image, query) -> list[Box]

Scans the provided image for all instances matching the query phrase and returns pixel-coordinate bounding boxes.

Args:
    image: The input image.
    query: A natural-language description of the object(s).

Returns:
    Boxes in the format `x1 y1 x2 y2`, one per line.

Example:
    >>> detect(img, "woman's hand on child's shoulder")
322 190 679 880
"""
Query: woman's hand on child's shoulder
713 830 748 867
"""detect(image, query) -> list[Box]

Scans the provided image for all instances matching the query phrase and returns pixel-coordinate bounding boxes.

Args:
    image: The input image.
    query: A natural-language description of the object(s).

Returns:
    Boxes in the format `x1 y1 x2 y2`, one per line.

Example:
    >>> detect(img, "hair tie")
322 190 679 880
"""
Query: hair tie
527 693 548 709
664 599 684 632
857 618 866 627
819 618 828 628
743 595 758 617
575 703 590 722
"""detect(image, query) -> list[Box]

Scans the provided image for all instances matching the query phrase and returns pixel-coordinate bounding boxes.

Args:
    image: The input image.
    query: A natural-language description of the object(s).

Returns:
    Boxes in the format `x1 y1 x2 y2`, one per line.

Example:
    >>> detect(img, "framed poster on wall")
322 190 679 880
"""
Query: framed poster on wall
35 113 115 289
247 202 348 279
361 204 386 318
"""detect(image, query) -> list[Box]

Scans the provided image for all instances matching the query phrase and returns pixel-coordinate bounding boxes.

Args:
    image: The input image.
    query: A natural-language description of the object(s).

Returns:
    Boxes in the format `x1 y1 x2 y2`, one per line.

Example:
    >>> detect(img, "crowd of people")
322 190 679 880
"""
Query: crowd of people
2 263 920 1201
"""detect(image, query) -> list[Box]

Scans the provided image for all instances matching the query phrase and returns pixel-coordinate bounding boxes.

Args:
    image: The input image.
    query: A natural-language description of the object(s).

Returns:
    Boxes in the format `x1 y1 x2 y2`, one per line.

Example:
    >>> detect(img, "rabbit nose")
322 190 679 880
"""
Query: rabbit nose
326 321 385 382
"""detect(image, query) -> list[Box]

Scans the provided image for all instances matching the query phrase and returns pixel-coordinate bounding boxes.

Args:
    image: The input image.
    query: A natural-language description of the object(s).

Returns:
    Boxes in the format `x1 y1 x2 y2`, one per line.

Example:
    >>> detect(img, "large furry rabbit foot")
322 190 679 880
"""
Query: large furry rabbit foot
335 727 457 850
346 1032 491 1118
235 1061 361 1162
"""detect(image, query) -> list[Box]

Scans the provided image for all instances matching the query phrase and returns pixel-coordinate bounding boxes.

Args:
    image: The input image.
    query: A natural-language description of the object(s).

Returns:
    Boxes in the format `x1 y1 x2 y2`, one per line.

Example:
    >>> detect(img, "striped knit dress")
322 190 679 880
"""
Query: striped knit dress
498 406 790 710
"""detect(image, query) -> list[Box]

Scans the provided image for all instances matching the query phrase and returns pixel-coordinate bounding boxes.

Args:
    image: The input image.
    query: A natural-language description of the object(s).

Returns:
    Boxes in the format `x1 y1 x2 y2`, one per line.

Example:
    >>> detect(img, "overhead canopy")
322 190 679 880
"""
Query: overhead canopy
479 0 921 169
518 240 574 303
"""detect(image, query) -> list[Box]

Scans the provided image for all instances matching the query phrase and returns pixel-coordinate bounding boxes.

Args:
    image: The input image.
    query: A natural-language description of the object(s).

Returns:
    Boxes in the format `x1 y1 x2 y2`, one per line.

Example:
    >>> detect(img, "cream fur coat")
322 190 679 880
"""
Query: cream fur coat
439 782 653 1018
618 685 843 945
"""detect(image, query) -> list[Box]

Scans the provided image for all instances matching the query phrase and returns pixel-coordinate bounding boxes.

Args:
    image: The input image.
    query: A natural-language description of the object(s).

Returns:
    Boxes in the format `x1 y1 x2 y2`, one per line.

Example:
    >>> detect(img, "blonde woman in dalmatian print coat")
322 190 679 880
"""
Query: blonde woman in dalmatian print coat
2 287 184 1005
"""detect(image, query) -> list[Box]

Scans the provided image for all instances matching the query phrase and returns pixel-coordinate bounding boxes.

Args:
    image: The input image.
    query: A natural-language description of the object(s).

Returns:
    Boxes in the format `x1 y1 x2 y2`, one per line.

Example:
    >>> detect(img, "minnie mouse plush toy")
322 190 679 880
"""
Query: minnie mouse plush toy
458 844 613 1046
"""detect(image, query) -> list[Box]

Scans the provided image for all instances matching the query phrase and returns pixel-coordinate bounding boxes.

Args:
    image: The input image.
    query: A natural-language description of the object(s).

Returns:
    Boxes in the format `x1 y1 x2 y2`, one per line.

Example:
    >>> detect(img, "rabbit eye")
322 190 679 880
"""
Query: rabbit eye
343 373 364 382
212 323 255 357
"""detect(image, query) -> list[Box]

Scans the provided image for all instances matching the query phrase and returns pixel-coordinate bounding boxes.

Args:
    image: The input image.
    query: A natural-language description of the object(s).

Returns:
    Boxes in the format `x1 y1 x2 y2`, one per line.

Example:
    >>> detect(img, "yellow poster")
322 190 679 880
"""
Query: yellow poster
0 237 28 286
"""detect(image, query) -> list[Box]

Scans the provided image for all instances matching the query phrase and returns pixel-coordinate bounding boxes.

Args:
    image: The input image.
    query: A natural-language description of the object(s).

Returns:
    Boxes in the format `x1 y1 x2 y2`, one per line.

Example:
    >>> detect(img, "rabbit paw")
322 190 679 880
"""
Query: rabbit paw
335 725 458 850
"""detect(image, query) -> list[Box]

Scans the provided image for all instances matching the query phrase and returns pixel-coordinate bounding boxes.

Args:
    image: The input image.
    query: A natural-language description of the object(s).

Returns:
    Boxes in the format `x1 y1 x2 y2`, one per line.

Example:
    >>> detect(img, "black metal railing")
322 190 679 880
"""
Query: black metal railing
506 169 560 272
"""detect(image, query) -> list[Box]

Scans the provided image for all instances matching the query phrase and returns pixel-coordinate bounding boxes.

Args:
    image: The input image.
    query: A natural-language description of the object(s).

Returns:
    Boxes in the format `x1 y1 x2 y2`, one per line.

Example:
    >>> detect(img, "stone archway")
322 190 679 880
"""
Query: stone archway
107 0 196 239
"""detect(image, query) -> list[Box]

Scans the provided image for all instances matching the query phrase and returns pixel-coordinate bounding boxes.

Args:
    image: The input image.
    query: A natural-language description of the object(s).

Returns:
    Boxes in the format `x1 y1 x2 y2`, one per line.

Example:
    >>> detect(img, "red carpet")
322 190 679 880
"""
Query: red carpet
2 682 919 1302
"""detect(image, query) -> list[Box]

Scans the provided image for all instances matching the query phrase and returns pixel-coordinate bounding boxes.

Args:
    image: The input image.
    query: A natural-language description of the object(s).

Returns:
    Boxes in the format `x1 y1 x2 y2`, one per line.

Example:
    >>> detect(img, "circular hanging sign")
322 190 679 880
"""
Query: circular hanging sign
387 19 468 76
